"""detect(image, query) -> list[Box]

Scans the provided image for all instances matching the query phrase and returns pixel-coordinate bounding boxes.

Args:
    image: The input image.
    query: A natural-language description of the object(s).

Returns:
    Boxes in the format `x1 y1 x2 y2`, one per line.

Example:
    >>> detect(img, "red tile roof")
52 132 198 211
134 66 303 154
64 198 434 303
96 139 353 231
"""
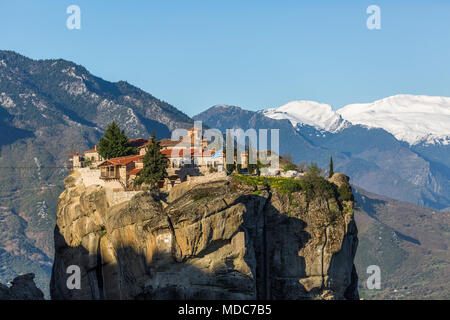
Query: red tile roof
161 149 193 158
160 138 184 147
137 139 184 149
98 154 143 167
161 148 216 158
127 168 142 175
84 145 98 153
137 139 182 149
202 149 217 157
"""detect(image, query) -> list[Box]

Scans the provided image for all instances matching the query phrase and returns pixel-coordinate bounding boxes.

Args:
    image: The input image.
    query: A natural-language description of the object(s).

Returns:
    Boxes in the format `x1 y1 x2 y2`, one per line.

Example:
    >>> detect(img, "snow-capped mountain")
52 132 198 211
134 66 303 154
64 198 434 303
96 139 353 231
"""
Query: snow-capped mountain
262 100 350 133
338 95 450 146
263 95 450 146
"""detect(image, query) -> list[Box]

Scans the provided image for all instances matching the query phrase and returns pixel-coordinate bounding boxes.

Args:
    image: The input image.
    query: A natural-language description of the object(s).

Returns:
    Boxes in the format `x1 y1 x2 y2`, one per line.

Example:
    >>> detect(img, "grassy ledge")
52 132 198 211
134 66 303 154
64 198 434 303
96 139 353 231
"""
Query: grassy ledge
232 174 336 201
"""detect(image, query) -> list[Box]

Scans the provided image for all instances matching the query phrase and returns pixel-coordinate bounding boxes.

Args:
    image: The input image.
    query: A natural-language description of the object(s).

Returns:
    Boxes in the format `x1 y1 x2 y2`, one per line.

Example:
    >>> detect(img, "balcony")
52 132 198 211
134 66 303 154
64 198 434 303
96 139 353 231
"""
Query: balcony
100 166 119 180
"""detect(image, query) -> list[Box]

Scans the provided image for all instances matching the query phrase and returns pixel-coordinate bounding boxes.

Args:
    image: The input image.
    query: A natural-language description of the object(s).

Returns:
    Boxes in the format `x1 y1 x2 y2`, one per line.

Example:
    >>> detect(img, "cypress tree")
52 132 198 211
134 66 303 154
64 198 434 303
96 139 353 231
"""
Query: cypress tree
134 132 168 189
98 121 137 159
226 161 236 174
256 159 263 176
225 131 236 174
329 156 334 178
247 140 257 175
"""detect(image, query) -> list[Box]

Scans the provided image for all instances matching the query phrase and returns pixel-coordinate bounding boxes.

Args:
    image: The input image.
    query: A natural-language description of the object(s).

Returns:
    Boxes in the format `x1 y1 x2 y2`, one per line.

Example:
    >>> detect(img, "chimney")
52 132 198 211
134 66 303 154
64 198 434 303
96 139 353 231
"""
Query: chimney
94 145 97 151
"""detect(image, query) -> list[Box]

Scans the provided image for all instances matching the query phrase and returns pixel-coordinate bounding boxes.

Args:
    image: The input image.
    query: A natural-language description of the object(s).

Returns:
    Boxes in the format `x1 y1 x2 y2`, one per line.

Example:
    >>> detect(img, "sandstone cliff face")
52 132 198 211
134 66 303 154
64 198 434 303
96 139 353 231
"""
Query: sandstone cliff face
50 173 358 300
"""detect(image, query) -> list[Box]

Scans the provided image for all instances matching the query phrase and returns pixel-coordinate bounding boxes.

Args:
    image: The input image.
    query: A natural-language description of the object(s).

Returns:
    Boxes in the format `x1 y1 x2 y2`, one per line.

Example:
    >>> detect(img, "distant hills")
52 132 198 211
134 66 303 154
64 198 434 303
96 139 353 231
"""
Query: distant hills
353 187 449 299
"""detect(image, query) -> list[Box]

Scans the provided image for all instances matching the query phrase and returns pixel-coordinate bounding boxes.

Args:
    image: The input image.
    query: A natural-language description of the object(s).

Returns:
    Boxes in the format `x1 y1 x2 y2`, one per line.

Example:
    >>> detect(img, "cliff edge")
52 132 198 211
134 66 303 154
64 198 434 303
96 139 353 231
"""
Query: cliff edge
50 173 358 300
0 273 44 300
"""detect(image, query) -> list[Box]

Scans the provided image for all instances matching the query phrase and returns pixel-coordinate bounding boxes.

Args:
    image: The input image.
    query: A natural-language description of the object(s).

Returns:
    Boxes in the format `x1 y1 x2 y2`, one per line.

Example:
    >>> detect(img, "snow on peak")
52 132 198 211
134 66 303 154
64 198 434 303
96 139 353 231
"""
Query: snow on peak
337 94 450 145
262 100 349 133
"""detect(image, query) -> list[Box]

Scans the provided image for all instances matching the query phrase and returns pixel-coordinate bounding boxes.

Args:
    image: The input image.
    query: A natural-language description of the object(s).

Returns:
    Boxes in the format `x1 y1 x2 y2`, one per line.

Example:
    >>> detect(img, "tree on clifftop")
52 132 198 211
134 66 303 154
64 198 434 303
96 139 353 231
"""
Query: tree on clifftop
329 156 334 178
134 132 168 189
225 131 236 174
98 121 137 159
307 162 322 177
247 140 257 175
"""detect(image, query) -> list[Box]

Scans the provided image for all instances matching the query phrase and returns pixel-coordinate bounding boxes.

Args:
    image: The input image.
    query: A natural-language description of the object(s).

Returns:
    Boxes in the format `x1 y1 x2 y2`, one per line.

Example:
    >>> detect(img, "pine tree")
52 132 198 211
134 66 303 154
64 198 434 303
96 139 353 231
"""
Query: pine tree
134 132 168 189
98 121 137 159
329 156 334 178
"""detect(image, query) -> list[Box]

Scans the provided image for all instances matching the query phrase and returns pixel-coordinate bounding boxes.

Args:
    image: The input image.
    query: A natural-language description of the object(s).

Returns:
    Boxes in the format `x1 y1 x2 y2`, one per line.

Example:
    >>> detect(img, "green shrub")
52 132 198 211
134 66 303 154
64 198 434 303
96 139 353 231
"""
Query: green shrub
82 158 93 167
326 210 335 224
233 175 299 194
98 225 107 238
226 163 236 174
64 175 76 186
209 166 218 173
233 175 328 199
283 163 297 172
307 162 322 176
299 173 335 201
338 184 354 201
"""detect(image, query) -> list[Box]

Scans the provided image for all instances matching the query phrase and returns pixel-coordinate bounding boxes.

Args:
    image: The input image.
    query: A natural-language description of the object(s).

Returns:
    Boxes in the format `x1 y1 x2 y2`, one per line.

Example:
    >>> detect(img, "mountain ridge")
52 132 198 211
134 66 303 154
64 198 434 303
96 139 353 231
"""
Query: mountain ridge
338 94 450 146
261 94 450 146
262 100 350 133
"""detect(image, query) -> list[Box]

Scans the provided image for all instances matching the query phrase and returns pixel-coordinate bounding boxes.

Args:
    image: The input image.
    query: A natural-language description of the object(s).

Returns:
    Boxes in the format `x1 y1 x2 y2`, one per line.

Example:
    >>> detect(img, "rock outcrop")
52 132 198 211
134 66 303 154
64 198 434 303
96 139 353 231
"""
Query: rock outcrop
0 273 45 300
51 173 358 300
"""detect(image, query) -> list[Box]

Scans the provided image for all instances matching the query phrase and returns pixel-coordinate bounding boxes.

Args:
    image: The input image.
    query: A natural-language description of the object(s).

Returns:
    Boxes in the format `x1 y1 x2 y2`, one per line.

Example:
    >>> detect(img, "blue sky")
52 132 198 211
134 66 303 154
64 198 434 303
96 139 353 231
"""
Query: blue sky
1 0 450 116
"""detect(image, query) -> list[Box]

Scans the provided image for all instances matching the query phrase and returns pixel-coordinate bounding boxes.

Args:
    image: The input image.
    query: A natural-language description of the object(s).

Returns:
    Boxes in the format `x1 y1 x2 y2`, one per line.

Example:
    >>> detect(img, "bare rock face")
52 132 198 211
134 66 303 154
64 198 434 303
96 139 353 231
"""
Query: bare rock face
0 274 44 300
50 174 358 300
329 173 350 188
